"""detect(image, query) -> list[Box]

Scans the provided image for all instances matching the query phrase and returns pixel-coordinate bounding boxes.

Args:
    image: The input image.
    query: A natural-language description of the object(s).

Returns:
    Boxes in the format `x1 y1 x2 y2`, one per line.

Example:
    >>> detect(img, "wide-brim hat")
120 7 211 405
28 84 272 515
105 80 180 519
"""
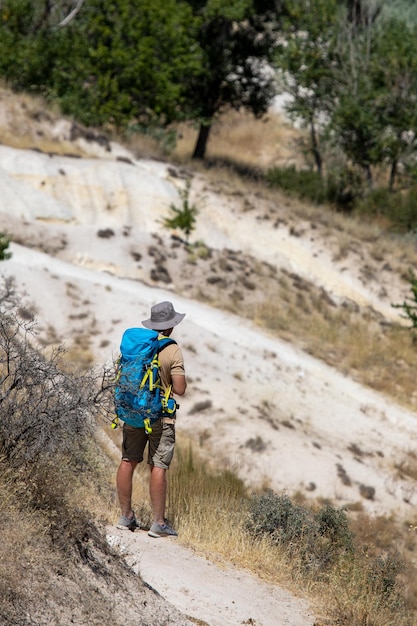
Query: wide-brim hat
142 301 185 330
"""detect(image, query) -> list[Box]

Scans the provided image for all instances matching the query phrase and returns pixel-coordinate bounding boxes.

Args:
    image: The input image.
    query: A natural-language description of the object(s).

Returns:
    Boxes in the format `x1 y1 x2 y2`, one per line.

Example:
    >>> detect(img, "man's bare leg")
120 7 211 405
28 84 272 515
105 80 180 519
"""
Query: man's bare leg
116 459 137 518
149 465 167 525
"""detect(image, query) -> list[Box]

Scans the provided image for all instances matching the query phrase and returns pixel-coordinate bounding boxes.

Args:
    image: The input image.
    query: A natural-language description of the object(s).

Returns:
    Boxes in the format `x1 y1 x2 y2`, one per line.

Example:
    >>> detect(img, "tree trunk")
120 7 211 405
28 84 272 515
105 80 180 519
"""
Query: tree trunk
192 122 212 160
364 163 373 187
31 0 52 33
389 159 398 192
346 0 381 27
310 118 322 176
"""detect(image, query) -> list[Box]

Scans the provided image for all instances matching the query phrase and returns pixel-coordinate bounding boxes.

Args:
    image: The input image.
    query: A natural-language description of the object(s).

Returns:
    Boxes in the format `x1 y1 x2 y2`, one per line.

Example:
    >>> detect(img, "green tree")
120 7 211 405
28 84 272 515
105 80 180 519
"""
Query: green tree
49 0 202 129
0 0 63 91
0 0 292 159
275 2 417 197
274 0 340 175
275 0 387 182
366 17 417 191
329 21 382 187
183 0 289 160
0 0 202 130
329 14 417 190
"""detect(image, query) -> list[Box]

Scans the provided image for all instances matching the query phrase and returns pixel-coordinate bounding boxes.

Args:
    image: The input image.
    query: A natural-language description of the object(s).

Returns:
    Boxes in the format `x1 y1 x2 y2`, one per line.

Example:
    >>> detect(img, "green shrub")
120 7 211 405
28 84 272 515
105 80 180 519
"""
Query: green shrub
0 233 11 261
265 166 328 205
392 269 417 332
244 491 354 572
163 179 198 244
356 186 417 232
326 168 364 210
317 503 354 552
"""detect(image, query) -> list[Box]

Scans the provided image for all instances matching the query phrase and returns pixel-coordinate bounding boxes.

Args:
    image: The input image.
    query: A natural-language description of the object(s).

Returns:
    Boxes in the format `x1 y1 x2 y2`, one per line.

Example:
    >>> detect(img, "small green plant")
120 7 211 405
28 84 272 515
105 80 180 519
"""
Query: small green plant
163 180 198 244
0 233 11 261
392 269 417 331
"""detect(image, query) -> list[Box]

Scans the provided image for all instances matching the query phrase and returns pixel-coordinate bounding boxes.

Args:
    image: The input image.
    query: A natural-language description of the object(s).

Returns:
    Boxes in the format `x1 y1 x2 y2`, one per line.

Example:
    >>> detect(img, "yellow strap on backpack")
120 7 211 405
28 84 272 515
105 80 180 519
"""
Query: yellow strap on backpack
161 385 177 414
140 354 160 390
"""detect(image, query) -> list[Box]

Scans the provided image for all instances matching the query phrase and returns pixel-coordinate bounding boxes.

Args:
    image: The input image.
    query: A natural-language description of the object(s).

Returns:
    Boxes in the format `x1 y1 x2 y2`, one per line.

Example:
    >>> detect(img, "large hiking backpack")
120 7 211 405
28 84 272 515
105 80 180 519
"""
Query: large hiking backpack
114 328 176 428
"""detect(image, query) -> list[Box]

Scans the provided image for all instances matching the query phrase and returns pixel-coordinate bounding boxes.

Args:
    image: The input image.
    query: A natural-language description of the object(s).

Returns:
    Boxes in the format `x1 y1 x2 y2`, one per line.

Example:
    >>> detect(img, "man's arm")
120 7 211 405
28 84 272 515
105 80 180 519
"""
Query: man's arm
171 374 187 396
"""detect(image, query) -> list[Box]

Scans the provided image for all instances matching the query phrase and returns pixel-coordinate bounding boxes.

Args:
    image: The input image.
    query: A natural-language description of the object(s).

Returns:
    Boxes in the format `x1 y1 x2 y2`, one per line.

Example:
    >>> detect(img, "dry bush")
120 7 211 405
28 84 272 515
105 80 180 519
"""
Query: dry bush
0 316 97 468
394 450 417 482
326 553 410 626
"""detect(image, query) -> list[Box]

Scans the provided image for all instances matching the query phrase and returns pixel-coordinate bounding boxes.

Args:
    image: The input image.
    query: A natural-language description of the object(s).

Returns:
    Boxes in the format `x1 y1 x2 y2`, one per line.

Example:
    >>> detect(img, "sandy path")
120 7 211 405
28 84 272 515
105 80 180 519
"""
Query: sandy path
107 526 315 626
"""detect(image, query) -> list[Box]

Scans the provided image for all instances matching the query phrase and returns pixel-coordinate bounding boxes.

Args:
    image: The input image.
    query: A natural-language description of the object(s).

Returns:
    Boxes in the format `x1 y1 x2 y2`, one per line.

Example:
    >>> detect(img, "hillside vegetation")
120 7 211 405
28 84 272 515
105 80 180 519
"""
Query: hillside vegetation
1 85 417 624
3 0 417 211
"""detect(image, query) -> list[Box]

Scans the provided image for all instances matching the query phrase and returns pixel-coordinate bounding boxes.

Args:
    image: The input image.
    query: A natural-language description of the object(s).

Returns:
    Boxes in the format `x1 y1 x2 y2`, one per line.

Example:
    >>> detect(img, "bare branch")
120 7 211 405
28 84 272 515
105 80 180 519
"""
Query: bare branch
0 280 110 468
58 0 85 27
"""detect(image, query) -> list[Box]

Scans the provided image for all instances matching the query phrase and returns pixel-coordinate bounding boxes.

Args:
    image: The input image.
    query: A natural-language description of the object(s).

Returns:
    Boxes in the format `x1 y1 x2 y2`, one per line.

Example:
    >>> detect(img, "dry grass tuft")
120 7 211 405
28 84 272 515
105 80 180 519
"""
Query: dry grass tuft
394 450 417 482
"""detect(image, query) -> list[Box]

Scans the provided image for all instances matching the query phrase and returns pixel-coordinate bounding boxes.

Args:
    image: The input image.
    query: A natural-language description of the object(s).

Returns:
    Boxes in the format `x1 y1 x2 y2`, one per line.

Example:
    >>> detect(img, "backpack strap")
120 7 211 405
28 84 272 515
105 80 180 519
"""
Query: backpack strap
157 337 177 352
157 337 178 415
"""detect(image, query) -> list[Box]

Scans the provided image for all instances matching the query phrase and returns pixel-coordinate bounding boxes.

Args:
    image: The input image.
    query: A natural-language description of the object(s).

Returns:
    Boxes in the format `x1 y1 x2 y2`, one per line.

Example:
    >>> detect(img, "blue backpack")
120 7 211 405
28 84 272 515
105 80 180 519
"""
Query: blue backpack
114 328 176 429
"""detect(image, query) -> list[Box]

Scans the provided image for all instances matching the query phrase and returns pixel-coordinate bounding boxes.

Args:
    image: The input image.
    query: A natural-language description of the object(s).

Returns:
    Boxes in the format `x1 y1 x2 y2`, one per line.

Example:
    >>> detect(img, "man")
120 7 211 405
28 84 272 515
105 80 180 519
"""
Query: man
116 301 187 538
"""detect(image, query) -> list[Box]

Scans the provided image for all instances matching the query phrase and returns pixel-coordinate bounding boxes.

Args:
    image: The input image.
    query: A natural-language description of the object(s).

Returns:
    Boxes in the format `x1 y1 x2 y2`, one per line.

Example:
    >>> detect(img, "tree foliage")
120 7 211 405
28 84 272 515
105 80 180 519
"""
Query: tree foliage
275 0 417 203
3 0 417 204
0 0 293 157
275 0 340 174
50 0 202 129
330 14 417 190
0 0 201 129
184 0 289 159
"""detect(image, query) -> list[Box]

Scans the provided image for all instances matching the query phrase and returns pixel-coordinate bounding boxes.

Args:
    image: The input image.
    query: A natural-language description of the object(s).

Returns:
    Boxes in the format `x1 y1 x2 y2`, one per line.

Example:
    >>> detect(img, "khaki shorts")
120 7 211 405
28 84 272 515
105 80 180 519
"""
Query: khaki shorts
121 418 176 470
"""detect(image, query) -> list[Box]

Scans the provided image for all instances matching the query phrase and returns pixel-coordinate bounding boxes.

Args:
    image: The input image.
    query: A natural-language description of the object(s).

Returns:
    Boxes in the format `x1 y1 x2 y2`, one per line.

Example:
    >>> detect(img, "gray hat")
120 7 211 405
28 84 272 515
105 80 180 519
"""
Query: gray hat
142 301 185 330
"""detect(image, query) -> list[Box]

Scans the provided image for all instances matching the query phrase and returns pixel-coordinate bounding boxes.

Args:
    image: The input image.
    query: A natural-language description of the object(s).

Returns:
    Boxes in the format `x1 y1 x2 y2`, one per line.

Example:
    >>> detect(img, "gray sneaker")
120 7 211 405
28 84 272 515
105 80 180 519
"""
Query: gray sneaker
148 521 178 538
116 514 140 532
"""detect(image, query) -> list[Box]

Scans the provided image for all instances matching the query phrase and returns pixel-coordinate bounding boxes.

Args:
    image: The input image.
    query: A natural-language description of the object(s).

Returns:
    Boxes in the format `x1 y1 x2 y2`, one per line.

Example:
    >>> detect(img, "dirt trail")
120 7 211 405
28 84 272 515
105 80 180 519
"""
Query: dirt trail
107 526 315 626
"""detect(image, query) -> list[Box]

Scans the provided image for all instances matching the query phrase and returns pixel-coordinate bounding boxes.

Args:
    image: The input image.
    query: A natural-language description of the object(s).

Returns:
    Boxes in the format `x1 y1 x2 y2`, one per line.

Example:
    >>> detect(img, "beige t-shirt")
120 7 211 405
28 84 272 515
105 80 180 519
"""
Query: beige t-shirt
158 338 186 392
